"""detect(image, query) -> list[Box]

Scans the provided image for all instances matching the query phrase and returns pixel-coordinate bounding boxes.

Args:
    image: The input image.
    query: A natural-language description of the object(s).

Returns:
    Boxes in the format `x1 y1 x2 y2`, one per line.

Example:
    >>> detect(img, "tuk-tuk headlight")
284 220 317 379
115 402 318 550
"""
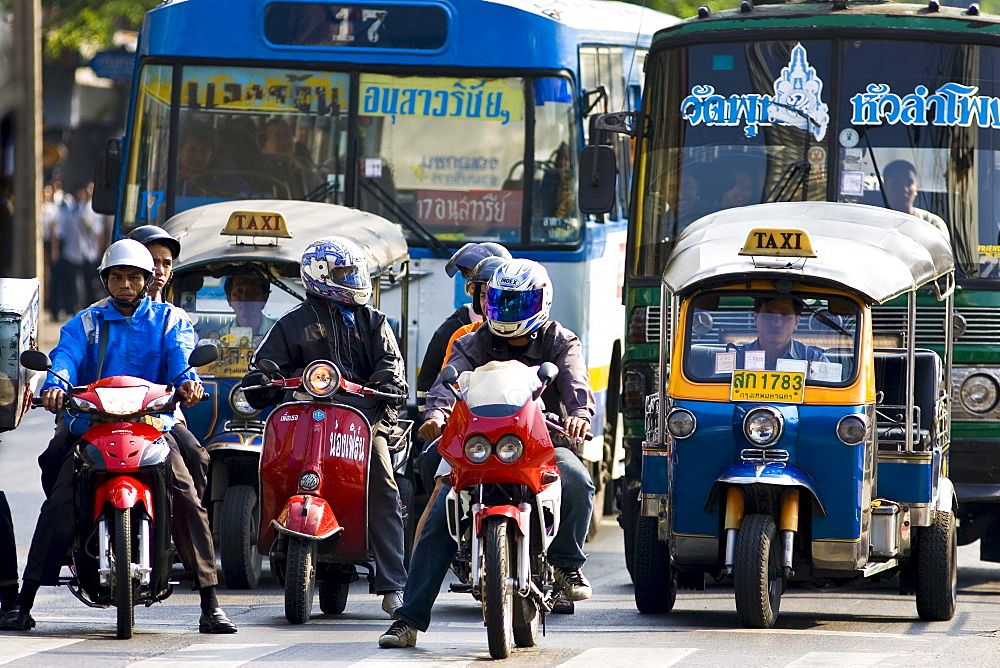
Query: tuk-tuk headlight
743 407 783 447
302 361 340 398
960 373 999 414
228 385 261 419
836 414 870 446
495 435 524 463
464 435 491 464
666 408 696 439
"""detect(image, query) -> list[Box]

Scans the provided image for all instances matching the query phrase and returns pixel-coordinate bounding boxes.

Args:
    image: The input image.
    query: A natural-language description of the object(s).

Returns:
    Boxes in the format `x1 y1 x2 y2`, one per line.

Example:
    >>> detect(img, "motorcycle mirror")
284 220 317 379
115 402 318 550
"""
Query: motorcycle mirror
439 365 461 400
537 362 559 385
188 343 220 368
257 358 280 375
20 350 51 372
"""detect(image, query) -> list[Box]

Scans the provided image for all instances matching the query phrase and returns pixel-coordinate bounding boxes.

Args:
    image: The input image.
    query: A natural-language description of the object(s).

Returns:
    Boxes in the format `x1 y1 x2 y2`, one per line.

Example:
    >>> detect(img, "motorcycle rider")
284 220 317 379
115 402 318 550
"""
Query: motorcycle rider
0 240 237 633
379 259 595 649
244 235 409 615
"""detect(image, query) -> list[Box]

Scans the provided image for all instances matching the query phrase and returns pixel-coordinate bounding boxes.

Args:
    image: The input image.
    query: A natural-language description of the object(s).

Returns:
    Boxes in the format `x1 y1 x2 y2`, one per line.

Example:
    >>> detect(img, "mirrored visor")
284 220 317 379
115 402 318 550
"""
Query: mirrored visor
485 287 543 322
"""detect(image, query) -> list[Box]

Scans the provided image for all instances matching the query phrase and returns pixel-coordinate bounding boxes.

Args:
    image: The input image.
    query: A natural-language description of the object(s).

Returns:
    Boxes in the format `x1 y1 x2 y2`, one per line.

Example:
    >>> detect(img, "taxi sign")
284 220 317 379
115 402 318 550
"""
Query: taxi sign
739 228 816 258
731 370 805 404
221 211 293 238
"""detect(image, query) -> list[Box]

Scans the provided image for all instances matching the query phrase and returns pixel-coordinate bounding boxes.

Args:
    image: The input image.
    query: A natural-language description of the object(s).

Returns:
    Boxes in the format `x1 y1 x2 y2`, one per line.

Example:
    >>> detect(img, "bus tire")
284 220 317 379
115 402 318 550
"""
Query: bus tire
633 515 676 613
620 482 639 582
915 510 957 621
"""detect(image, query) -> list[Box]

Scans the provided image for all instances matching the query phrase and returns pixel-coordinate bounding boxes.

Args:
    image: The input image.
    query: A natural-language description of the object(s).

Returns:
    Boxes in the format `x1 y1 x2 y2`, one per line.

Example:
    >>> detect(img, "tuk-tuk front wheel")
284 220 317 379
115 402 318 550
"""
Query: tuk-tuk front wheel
633 515 676 613
915 510 957 621
284 538 316 624
734 514 783 628
219 484 262 589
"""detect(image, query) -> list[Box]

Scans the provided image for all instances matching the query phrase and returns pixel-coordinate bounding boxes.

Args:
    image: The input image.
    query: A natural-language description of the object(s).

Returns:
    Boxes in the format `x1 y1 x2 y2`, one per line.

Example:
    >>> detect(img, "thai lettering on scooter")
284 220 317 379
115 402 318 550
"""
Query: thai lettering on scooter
329 431 367 461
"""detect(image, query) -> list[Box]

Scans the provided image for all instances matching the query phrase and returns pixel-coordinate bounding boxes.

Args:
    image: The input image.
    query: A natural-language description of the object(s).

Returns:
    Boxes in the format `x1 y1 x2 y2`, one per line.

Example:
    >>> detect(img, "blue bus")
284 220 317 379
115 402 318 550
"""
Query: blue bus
94 0 679 515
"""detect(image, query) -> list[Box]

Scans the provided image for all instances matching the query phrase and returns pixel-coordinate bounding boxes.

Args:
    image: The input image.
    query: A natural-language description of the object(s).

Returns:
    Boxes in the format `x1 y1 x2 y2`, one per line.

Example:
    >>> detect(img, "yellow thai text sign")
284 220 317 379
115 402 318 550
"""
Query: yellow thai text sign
739 228 817 258
221 211 292 238
731 370 805 403
198 347 256 379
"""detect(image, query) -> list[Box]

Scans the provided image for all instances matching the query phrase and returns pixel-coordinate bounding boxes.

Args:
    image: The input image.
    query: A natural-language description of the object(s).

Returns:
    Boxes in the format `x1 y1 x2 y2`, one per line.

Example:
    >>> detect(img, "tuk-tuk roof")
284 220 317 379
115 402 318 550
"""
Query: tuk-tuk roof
163 200 409 274
662 202 954 303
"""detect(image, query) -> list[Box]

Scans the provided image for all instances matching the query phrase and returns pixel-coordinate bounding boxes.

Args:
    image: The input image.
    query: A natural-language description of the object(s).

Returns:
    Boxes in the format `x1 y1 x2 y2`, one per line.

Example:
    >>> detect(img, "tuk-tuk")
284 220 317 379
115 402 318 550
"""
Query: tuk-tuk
162 199 413 589
636 202 957 628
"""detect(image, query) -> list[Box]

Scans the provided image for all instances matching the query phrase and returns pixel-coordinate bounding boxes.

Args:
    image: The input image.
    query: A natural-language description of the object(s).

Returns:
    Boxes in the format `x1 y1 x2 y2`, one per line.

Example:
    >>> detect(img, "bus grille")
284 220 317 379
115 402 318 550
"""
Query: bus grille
872 306 1000 346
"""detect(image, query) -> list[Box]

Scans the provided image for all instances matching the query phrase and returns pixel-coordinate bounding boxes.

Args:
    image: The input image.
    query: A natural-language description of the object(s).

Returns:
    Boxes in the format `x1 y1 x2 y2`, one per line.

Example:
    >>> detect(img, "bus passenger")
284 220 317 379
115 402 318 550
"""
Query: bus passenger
177 120 244 197
882 160 949 238
380 260 595 649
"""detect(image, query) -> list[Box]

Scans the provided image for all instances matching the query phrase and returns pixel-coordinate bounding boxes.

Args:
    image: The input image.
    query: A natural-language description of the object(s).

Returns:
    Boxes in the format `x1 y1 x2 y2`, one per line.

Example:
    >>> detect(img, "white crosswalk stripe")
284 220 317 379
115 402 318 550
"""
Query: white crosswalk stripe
785 652 898 667
0 638 83 665
127 643 290 667
558 648 698 666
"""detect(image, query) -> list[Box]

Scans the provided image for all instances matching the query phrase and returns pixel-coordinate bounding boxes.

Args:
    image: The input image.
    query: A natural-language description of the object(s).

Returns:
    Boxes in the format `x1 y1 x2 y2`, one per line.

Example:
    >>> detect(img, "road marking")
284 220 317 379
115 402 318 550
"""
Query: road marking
128 643 289 667
0 638 83 665
706 628 931 640
559 648 698 666
786 652 896 667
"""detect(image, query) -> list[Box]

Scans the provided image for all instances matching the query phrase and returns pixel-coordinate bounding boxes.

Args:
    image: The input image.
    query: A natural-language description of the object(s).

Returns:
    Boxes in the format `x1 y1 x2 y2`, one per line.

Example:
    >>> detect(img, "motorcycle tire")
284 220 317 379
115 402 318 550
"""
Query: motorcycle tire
733 514 783 629
483 517 514 660
113 507 135 639
318 579 350 615
284 538 316 624
915 510 957 621
220 485 262 589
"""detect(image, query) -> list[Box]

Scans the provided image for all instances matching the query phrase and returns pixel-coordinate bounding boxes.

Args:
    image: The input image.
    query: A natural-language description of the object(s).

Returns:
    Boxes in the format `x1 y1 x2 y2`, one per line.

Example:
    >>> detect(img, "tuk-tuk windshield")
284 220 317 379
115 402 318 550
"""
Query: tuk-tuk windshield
683 292 860 387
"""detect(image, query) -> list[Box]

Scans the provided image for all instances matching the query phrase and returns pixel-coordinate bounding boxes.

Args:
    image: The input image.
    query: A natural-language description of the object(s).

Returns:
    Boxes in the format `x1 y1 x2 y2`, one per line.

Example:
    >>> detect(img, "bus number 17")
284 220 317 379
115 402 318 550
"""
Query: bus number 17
335 8 388 45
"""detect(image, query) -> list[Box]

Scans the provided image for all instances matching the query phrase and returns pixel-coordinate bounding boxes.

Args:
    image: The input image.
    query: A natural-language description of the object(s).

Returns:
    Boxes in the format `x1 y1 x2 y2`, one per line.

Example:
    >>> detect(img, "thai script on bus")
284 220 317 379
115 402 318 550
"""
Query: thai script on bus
360 75 523 124
850 83 1000 128
416 190 522 229
681 43 829 140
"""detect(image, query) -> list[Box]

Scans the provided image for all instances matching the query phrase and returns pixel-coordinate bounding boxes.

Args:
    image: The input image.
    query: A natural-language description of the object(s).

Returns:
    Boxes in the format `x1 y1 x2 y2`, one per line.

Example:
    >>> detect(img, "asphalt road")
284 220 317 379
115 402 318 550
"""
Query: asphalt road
2 408 1000 666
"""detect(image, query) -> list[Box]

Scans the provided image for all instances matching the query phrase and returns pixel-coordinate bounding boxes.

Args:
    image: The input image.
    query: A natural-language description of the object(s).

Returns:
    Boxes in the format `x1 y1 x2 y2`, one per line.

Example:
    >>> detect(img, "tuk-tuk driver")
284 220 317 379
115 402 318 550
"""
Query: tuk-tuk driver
747 297 829 370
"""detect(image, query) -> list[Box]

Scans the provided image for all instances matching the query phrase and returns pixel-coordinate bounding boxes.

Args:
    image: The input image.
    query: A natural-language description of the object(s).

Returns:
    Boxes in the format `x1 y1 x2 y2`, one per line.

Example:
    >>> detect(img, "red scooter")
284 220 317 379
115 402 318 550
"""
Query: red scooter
249 359 411 624
19 345 219 639
437 359 572 660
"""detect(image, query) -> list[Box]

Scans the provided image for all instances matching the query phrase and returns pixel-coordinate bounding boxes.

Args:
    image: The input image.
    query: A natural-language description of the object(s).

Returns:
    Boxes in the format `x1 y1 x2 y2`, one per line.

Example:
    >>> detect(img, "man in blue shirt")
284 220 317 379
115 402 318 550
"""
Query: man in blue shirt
0 240 236 633
746 297 829 370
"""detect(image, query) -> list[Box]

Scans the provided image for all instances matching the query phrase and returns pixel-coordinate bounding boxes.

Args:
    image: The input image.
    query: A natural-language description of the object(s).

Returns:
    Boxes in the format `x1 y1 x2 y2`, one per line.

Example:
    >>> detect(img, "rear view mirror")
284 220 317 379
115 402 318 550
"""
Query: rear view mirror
189 343 220 368
92 138 121 215
440 365 458 386
257 359 280 375
578 145 617 214
20 350 51 372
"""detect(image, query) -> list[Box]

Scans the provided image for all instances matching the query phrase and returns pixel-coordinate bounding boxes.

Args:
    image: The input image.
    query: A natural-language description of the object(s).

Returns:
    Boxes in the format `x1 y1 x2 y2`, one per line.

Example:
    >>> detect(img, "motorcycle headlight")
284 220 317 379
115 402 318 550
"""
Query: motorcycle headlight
95 386 149 415
228 385 261 418
464 435 491 464
836 413 869 446
743 407 783 447
138 436 171 466
666 408 696 439
299 471 321 491
495 435 524 463
302 361 340 398
960 373 999 414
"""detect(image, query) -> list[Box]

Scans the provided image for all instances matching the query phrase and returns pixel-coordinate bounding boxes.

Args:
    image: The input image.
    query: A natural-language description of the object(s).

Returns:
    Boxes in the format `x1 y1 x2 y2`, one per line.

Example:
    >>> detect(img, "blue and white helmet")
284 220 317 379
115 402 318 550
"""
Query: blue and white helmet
485 259 552 338
300 236 372 306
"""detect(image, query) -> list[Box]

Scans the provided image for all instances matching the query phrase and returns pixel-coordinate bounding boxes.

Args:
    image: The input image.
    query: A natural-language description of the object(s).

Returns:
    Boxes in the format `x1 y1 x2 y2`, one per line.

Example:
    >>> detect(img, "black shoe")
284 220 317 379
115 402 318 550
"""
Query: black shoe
199 608 237 634
0 607 36 631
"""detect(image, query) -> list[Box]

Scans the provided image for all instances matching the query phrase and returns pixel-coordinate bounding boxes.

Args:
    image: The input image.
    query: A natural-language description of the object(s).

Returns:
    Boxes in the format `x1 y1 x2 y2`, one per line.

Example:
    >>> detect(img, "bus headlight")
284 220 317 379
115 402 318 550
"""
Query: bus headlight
836 414 869 446
495 435 524 463
464 435 491 464
743 407 783 447
960 373 999 414
666 407 696 439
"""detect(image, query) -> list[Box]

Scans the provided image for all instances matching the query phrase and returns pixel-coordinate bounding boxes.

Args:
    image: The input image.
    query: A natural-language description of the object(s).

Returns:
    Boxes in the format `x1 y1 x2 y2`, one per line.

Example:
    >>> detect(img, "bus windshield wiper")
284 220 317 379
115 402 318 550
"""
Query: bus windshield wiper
763 101 827 203
359 178 451 258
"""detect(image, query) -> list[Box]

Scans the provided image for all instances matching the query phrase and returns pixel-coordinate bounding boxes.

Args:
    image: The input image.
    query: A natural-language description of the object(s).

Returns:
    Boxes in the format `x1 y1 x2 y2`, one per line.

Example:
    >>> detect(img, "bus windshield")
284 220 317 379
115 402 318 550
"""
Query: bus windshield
121 65 580 247
636 38 1000 282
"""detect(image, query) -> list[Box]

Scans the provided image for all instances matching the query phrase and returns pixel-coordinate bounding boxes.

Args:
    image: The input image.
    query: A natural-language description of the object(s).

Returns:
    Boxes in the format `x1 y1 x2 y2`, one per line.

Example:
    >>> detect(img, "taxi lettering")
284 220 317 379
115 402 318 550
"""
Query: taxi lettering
221 210 293 238
739 227 817 258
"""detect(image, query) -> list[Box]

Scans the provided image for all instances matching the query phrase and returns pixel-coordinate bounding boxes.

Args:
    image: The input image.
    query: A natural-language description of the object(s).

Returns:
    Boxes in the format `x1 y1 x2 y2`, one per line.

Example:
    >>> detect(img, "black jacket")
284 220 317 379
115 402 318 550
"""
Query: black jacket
416 305 474 415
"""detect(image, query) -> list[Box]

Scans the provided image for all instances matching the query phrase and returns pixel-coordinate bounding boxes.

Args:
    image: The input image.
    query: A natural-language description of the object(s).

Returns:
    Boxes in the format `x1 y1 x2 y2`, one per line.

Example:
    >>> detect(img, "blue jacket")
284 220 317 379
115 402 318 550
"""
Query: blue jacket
43 297 199 432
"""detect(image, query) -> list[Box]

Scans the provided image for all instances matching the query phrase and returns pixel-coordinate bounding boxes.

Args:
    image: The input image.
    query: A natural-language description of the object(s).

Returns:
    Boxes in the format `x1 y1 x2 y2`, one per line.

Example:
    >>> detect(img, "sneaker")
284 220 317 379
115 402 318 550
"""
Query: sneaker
381 591 404 616
554 566 592 601
379 620 417 648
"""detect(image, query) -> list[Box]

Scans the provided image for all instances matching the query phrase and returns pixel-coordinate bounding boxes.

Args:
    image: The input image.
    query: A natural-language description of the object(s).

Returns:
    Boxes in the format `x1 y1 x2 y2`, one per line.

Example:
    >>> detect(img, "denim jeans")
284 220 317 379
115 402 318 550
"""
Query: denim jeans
394 448 593 632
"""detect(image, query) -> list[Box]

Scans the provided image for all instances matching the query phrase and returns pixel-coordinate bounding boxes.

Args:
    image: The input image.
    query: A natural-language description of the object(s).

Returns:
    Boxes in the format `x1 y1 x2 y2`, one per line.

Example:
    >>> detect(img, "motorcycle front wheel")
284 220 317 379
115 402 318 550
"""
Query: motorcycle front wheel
284 538 316 624
113 507 135 639
482 517 514 659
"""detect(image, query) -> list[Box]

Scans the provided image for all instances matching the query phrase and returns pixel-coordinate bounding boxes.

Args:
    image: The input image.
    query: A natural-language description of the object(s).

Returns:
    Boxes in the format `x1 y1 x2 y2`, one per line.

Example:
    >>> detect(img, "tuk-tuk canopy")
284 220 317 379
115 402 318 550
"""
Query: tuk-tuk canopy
162 200 409 274
662 202 955 304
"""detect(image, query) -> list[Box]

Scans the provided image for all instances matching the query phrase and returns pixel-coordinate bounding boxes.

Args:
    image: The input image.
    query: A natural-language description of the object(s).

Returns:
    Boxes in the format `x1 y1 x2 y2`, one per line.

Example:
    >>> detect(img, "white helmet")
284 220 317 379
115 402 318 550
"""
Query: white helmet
98 239 155 307
300 236 372 306
484 259 553 338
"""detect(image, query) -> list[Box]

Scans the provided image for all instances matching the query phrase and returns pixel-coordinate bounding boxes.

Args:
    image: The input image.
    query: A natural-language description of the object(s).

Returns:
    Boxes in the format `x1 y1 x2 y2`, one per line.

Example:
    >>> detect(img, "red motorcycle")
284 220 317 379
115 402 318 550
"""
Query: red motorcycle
249 359 411 624
437 359 573 659
19 345 219 639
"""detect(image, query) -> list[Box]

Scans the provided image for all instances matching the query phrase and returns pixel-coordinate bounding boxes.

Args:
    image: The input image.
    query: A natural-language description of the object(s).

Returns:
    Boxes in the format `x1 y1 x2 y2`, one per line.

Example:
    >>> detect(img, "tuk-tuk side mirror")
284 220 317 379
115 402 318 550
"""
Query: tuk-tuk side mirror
578 145 618 214
92 138 121 215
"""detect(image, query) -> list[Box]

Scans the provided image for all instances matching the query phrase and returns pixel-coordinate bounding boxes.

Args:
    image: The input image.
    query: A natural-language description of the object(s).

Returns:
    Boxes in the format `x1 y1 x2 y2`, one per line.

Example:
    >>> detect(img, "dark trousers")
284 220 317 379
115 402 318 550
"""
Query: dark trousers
369 433 408 593
23 433 218 588
0 492 17 582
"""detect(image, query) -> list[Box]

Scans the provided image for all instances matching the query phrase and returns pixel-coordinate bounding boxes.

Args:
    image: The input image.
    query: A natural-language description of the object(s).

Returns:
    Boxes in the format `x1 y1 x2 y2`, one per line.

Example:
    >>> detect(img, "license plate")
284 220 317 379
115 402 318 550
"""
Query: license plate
730 370 805 404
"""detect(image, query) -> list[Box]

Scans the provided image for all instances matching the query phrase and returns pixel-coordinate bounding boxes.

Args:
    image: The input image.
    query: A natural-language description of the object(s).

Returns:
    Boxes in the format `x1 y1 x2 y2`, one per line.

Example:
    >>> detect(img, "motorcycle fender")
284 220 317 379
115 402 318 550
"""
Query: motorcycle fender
476 505 529 538
94 477 154 520
272 495 343 541
712 462 827 517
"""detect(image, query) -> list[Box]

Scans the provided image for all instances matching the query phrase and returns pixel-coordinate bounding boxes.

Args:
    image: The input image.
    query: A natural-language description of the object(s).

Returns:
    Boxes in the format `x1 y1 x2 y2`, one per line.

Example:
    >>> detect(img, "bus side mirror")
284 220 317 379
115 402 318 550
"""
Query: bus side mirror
92 138 121 215
578 145 617 214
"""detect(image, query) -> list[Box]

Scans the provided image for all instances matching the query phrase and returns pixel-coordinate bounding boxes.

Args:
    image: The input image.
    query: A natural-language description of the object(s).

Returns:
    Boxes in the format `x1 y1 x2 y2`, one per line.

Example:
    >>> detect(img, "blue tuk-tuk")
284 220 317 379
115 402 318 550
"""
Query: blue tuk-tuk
636 201 957 627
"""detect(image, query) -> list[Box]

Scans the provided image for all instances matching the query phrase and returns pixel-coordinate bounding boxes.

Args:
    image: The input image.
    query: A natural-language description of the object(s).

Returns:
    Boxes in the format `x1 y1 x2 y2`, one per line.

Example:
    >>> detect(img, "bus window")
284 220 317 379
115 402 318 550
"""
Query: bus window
121 64 172 232
531 77 579 243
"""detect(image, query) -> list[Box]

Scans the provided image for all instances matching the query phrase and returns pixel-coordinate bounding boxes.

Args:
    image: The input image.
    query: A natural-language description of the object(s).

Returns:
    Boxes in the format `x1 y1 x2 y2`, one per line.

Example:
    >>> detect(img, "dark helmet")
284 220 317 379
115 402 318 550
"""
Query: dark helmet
127 225 181 259
468 256 510 316
444 242 512 278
